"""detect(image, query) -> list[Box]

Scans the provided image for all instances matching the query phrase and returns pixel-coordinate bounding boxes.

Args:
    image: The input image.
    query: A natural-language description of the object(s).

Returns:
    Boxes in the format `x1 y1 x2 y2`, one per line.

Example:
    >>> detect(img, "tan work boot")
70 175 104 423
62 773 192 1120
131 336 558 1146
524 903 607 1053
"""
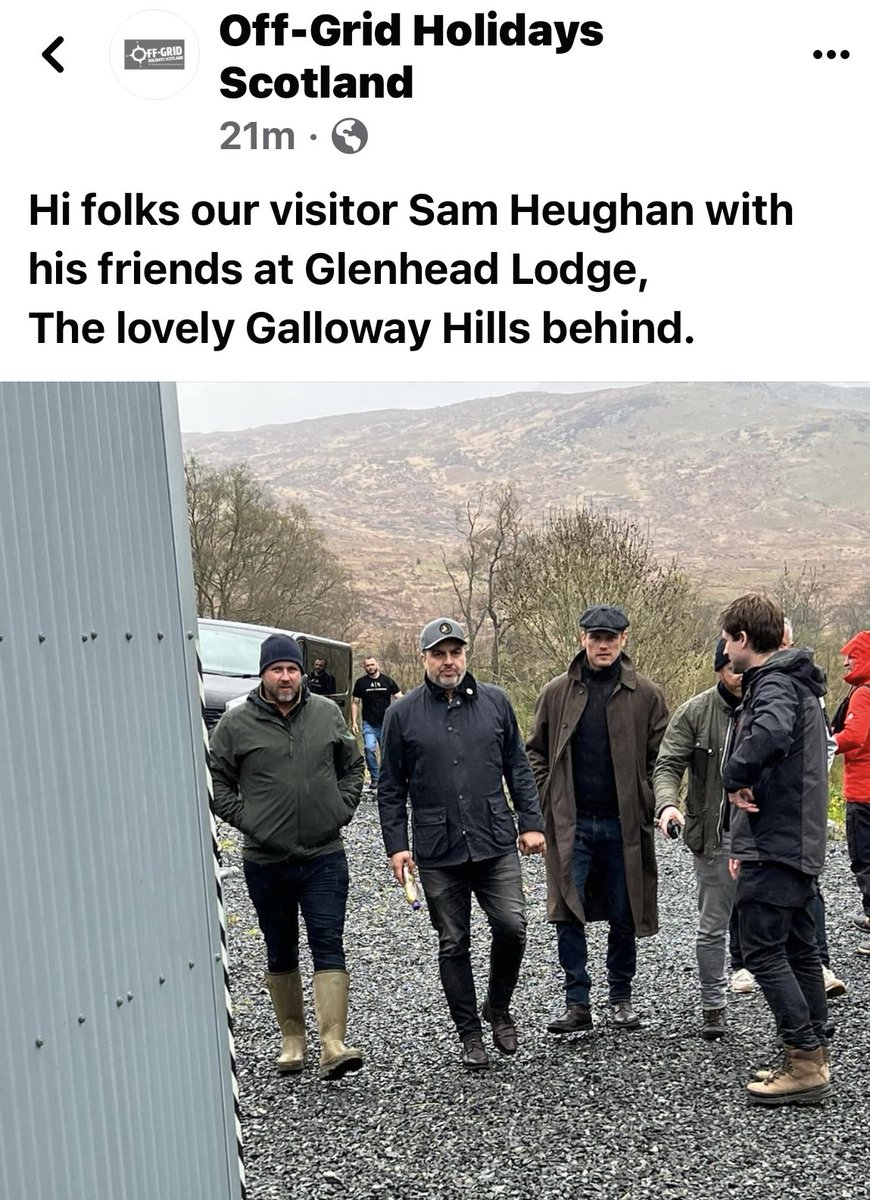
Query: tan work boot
312 970 364 1081
746 1045 831 1104
265 970 306 1074
752 1043 830 1083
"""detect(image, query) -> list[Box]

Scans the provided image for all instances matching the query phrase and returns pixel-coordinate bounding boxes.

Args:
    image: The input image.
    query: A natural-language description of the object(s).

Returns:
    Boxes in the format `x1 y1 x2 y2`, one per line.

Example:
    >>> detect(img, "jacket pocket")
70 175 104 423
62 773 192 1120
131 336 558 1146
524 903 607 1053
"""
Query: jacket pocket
412 808 449 861
488 798 518 847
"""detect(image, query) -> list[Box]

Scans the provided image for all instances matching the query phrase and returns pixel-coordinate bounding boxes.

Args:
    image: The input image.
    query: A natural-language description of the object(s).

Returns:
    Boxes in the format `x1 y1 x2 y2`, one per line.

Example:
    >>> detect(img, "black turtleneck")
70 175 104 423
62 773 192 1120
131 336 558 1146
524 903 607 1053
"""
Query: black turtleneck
571 657 621 817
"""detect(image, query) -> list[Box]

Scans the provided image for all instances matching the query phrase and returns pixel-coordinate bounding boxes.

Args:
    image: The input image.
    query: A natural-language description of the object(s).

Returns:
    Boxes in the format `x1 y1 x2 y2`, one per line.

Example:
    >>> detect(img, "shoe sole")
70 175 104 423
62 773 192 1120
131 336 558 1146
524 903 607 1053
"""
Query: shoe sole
747 1082 832 1106
701 1030 725 1041
462 1060 491 1071
730 985 756 994
856 946 870 956
320 1054 364 1081
276 1062 304 1075
546 1021 593 1034
851 918 870 931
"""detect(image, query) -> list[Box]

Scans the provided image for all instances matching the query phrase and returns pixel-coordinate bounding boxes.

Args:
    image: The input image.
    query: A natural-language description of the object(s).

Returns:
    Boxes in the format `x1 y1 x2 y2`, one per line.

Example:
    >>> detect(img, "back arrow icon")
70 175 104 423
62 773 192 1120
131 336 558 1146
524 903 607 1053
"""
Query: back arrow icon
43 36 64 73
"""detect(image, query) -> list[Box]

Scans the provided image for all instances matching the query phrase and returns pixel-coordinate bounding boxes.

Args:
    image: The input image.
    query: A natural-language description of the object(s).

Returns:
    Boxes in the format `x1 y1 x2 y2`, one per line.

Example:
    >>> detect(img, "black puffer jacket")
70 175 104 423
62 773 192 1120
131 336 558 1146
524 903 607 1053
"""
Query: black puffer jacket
377 673 543 867
723 648 828 875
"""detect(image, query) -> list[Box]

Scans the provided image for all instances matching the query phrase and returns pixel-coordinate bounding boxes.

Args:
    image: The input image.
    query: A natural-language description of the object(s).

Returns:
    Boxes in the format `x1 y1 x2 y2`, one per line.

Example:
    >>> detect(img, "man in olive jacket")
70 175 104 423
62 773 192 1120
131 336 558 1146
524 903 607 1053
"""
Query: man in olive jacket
210 633 365 1081
526 605 668 1032
653 639 742 1040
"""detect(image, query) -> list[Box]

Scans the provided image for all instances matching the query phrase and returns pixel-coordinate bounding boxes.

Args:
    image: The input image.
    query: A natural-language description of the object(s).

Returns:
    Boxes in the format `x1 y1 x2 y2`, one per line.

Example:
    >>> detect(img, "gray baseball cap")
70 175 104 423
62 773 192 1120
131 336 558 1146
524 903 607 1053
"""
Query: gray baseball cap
420 617 468 651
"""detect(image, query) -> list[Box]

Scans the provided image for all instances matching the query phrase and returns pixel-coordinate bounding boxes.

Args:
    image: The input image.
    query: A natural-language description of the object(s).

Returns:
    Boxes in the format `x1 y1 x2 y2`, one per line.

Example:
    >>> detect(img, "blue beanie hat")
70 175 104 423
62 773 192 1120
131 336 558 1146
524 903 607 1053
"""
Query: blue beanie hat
259 634 304 674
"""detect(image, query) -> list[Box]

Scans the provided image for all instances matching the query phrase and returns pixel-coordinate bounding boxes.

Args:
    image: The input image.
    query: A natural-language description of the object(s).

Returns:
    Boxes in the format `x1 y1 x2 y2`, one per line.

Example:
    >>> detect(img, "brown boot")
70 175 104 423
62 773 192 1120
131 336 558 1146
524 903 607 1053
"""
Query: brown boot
265 971 306 1074
753 1043 830 1083
746 1045 831 1104
312 970 364 1081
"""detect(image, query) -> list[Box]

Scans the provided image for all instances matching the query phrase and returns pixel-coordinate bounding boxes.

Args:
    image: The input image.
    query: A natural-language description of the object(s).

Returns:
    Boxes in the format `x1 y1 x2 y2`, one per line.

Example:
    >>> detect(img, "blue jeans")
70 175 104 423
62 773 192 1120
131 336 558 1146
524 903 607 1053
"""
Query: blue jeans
243 850 349 974
362 720 383 784
420 853 527 1039
556 814 636 1005
736 862 827 1050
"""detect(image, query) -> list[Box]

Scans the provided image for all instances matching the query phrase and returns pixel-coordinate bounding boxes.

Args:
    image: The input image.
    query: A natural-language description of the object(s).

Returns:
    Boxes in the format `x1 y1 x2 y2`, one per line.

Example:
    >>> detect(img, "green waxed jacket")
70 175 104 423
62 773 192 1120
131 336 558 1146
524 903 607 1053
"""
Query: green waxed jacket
652 684 736 858
209 685 364 864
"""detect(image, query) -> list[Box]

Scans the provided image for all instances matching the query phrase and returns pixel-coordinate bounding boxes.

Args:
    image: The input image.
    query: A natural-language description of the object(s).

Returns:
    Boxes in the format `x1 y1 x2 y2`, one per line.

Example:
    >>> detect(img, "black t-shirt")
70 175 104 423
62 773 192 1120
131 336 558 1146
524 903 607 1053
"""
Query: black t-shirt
352 673 400 726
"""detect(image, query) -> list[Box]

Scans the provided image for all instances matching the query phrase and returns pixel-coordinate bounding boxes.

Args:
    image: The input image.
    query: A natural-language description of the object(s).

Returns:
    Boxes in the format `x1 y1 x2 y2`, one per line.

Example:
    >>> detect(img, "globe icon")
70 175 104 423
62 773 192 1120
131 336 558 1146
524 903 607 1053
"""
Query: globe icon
332 119 368 154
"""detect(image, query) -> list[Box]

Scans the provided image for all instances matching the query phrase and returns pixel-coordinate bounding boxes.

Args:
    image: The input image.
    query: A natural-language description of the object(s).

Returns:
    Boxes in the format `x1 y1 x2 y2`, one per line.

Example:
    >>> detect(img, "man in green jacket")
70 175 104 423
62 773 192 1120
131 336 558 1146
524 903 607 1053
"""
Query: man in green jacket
653 640 742 1040
210 633 365 1080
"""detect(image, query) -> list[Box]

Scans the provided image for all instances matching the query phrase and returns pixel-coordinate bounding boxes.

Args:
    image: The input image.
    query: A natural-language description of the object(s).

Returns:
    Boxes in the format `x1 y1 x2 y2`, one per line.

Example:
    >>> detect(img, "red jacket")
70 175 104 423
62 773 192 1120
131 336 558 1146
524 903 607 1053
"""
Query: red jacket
835 631 870 803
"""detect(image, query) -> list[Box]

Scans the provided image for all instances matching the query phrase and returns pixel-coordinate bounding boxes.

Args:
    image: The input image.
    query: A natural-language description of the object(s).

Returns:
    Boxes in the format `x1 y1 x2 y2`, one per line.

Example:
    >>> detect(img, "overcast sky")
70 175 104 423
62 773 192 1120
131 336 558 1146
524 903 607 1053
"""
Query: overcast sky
176 381 637 432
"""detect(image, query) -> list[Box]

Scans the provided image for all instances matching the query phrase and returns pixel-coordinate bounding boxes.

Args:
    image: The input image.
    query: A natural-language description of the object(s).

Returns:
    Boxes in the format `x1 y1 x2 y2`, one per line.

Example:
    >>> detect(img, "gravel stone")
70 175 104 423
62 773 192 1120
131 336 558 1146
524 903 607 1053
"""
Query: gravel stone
222 805 870 1200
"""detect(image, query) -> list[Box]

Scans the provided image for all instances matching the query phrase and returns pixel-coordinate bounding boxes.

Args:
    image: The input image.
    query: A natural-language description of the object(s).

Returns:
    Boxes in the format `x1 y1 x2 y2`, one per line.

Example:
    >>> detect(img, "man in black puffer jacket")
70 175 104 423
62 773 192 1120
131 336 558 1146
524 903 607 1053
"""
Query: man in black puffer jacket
720 594 831 1106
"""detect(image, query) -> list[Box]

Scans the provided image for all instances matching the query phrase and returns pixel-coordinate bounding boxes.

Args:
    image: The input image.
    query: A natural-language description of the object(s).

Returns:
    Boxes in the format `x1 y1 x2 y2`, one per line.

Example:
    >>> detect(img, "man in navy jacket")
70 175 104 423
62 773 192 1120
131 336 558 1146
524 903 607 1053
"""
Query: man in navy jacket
378 618 545 1070
720 593 831 1106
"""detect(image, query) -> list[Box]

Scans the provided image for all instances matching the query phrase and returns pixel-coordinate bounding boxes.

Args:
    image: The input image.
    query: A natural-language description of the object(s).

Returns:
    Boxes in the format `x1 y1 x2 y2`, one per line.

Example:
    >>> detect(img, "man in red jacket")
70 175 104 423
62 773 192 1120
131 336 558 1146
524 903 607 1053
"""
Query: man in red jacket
833 630 870 954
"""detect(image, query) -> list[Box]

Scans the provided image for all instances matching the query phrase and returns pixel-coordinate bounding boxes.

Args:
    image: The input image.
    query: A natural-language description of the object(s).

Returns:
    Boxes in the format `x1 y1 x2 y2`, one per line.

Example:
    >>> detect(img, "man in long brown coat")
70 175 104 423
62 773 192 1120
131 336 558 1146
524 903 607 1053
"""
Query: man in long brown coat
526 605 668 1030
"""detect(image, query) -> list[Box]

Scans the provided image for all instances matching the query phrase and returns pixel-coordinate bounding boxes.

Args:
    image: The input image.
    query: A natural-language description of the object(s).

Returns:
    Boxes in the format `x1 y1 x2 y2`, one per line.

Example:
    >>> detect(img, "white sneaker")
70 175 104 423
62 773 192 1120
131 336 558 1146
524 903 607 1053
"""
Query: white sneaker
822 965 847 997
730 968 756 994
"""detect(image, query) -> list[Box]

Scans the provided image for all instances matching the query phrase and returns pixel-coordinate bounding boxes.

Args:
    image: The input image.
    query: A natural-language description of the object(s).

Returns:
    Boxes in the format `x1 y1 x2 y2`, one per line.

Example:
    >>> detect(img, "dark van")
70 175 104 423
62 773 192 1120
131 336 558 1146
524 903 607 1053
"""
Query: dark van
198 618 353 728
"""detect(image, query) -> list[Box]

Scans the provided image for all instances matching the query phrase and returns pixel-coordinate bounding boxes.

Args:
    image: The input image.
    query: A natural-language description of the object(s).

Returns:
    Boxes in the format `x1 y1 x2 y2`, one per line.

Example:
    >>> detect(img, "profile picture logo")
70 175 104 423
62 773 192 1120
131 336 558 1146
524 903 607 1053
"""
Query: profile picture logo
332 119 368 154
125 39 185 69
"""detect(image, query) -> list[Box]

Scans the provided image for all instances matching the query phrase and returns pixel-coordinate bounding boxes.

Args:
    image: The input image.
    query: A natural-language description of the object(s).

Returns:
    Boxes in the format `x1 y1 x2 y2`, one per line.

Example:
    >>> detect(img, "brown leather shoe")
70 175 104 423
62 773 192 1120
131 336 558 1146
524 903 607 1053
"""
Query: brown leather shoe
547 1004 593 1034
610 1001 641 1029
701 1008 726 1041
480 999 518 1055
460 1036 490 1070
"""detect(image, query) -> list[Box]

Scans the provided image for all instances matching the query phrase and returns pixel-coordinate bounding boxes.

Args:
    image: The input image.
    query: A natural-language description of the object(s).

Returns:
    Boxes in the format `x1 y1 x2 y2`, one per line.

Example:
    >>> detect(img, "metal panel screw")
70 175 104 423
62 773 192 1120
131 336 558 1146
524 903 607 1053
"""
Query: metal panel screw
82 634 88 642
157 631 165 641
90 631 98 640
78 1015 86 1025
187 631 195 640
116 997 124 1007
35 1038 45 1048
188 961 195 969
38 634 46 643
159 976 166 985
125 632 133 641
127 992 134 1001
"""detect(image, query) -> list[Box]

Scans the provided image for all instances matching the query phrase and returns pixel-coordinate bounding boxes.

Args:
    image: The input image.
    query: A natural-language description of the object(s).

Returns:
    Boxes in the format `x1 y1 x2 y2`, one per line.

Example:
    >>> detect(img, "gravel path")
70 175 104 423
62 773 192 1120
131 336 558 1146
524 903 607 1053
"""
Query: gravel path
222 806 870 1200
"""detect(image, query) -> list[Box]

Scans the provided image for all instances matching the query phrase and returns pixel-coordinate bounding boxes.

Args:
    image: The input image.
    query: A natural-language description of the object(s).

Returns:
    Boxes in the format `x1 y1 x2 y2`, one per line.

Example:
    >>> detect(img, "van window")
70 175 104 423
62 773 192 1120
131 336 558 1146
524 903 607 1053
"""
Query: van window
199 626 263 676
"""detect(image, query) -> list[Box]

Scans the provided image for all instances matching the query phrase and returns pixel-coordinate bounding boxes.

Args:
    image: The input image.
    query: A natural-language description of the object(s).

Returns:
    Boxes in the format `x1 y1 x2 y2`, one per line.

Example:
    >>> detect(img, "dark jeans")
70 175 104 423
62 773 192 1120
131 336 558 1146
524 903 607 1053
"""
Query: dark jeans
243 850 349 974
736 862 828 1050
731 881 830 969
419 853 527 1040
556 814 636 1006
846 801 870 917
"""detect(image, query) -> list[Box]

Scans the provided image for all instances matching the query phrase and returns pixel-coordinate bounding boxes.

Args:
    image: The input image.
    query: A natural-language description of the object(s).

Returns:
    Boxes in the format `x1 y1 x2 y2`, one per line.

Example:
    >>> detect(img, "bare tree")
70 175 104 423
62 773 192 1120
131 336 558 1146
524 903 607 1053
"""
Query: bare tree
440 483 522 682
501 505 706 705
771 560 834 645
185 455 357 637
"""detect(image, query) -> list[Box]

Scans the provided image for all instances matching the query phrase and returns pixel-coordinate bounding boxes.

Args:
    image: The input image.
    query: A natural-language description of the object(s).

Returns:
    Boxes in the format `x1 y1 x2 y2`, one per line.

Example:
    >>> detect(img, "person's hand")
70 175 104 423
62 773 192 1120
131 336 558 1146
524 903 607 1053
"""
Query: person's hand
351 721 359 736
728 788 758 812
728 857 741 880
657 806 684 838
519 831 546 857
389 849 415 885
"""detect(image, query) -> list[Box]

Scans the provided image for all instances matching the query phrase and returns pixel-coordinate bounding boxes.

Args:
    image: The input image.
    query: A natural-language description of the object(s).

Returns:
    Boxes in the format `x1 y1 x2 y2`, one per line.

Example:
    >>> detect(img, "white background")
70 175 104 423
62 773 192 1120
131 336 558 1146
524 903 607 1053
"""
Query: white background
2 2 867 381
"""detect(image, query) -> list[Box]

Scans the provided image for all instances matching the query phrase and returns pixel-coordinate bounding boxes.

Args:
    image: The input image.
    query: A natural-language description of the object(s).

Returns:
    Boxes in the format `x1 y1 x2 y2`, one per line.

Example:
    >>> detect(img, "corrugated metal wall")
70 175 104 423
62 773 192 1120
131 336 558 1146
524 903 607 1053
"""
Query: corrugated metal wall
0 383 243 1200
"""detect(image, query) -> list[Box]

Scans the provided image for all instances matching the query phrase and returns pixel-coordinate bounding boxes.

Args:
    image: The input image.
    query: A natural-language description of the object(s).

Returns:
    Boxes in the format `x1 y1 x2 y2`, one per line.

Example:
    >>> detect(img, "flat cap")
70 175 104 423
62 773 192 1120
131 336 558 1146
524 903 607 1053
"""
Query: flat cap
578 604 630 632
420 617 468 651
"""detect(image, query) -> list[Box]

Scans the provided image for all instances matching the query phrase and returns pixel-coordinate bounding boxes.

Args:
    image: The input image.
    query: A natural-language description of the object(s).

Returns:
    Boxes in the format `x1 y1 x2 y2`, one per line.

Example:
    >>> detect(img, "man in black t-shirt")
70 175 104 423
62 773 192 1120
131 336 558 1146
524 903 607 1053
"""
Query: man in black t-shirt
351 656 402 788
